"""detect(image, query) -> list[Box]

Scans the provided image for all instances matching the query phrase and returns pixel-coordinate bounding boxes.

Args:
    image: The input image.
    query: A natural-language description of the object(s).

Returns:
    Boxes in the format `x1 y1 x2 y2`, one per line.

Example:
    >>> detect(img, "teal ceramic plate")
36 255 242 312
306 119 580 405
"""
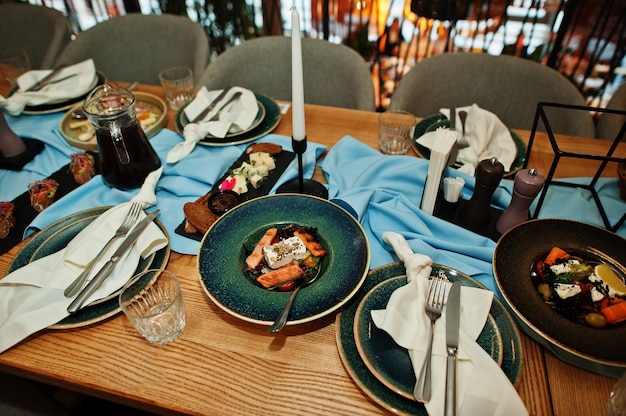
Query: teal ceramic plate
7 207 170 329
197 194 370 326
411 113 527 178
354 271 503 402
175 94 281 147
336 263 522 415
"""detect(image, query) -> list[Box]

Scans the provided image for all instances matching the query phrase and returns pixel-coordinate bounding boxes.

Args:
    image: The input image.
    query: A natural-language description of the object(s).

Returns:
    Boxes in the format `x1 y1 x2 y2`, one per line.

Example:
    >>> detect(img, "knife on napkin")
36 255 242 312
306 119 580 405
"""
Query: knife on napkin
67 210 160 313
22 64 68 92
445 280 461 416
191 86 232 123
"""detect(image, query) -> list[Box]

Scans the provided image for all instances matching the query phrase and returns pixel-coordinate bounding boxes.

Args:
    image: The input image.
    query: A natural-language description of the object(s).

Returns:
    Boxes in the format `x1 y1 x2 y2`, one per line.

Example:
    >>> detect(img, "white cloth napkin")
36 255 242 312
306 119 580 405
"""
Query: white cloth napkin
0 59 97 116
417 104 516 176
167 86 259 163
0 202 167 353
130 167 163 209
371 232 528 416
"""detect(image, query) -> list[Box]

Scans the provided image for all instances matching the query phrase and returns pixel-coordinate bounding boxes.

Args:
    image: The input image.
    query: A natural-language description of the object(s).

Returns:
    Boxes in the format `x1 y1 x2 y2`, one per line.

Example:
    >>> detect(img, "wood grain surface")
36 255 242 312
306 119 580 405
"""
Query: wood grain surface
1 83 623 415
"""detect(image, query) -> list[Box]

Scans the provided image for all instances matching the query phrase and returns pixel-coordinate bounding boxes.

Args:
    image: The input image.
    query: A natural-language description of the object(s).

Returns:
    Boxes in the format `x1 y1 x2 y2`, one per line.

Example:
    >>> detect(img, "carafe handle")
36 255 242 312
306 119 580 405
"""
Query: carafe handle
110 123 130 164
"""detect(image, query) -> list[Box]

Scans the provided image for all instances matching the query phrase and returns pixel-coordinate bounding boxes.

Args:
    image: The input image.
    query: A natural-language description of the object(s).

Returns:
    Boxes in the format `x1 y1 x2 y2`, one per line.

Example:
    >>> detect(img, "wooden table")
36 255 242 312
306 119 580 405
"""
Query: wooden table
1 83 624 416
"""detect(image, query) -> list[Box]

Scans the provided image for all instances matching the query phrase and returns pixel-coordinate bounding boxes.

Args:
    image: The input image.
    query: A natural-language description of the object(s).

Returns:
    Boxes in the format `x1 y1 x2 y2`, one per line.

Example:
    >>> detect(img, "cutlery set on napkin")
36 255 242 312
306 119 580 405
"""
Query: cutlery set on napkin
417 104 517 177
372 232 527 416
0 202 167 353
167 86 260 163
0 59 97 116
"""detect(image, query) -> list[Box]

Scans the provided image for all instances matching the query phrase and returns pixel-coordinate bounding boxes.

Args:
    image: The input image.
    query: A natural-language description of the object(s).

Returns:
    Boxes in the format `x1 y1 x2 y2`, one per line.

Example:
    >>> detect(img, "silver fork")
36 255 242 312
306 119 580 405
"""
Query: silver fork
64 202 143 297
413 273 447 403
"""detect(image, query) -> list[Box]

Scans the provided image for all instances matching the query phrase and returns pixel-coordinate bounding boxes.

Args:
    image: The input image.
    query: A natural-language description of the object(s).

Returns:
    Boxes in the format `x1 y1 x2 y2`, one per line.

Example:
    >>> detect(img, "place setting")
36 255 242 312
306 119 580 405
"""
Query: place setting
174 85 281 147
0 58 106 115
411 105 527 178
336 232 525 416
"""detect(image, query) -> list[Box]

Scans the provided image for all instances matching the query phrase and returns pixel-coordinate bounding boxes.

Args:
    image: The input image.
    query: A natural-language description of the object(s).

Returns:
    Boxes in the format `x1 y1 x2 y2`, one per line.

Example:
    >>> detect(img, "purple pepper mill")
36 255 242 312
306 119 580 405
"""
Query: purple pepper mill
496 168 545 234
460 157 504 229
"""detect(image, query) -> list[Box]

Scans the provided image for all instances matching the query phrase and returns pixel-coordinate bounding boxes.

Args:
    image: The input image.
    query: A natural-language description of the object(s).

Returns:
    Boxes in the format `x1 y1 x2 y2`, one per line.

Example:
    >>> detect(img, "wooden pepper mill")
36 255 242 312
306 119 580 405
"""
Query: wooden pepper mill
460 157 504 229
496 168 545 234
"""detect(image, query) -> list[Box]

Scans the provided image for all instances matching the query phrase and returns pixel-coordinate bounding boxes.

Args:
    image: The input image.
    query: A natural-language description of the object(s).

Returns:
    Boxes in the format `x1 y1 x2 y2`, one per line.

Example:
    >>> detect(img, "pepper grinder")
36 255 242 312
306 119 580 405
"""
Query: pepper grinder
460 157 504 229
496 168 545 234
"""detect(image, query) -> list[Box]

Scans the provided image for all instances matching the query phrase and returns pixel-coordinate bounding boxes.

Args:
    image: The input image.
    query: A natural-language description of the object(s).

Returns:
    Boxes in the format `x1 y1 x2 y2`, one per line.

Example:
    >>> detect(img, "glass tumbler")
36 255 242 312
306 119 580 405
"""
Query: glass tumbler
119 269 186 345
379 110 416 155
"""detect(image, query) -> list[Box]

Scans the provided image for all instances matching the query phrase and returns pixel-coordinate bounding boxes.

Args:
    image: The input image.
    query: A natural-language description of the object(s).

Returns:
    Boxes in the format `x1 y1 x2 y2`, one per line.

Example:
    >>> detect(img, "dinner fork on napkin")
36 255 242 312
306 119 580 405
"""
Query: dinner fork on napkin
0 59 97 116
371 231 528 416
417 104 516 176
0 202 167 353
167 86 259 163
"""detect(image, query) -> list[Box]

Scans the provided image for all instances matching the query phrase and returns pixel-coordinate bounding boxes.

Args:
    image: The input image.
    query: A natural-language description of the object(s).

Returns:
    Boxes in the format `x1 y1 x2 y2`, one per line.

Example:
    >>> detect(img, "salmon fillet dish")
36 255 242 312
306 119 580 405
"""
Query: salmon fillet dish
245 224 327 290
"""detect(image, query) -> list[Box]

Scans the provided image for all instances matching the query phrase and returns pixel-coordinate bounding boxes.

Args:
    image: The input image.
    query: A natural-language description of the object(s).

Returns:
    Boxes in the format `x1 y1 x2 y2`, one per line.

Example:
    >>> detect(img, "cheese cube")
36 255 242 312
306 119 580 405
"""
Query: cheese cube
262 236 307 269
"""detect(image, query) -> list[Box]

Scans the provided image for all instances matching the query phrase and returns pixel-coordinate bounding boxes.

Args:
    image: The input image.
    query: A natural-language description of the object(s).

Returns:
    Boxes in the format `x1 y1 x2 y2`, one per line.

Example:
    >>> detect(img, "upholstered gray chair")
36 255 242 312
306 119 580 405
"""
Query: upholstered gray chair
389 52 596 137
55 13 209 85
595 82 626 141
198 36 376 111
0 3 72 69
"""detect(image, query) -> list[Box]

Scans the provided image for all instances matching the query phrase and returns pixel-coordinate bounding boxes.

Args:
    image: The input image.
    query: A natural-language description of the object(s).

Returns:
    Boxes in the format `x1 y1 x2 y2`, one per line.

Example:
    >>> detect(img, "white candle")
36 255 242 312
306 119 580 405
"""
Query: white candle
291 6 306 141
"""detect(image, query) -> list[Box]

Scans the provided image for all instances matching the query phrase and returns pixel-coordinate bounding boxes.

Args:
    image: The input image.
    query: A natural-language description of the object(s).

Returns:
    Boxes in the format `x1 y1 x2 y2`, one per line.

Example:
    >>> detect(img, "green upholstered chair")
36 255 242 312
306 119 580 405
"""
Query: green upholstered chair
55 13 209 86
198 36 376 111
595 82 626 141
389 52 596 137
0 3 72 69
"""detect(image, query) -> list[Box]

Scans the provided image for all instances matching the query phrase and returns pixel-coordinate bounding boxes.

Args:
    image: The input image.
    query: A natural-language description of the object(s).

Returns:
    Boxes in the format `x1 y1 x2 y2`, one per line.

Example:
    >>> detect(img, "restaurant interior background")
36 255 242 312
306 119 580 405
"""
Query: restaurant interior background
8 0 626 110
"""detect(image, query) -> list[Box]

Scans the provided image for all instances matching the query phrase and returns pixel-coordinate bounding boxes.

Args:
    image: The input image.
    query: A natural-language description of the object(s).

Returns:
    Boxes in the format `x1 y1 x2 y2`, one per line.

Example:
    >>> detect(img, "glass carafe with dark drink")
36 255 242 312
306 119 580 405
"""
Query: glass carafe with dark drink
83 83 161 190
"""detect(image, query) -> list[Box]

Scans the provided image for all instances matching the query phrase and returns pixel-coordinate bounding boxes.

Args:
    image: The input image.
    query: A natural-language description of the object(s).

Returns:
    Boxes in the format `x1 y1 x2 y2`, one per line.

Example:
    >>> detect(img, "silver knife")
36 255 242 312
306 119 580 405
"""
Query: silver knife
22 64 68 92
67 210 160 314
190 86 232 123
445 280 462 416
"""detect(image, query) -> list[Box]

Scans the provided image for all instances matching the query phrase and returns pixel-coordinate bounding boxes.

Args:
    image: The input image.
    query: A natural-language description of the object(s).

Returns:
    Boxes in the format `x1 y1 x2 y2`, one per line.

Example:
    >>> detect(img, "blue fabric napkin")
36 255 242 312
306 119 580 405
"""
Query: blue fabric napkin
321 136 626 293
25 129 326 255
0 112 78 201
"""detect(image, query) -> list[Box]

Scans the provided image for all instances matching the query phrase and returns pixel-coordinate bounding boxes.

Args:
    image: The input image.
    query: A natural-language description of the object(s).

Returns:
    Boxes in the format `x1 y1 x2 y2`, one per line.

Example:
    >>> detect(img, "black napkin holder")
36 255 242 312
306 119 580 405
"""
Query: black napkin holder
0 137 44 171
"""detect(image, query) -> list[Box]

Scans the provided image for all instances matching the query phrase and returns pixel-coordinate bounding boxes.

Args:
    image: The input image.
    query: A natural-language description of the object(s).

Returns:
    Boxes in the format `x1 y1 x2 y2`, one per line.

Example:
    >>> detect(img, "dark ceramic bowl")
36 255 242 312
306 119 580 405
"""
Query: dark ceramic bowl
493 218 626 377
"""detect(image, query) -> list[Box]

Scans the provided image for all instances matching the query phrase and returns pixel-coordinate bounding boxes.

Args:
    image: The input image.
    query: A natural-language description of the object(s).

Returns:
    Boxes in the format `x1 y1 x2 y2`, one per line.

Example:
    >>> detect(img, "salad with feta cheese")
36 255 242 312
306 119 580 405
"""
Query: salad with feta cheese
244 224 327 291
531 246 626 328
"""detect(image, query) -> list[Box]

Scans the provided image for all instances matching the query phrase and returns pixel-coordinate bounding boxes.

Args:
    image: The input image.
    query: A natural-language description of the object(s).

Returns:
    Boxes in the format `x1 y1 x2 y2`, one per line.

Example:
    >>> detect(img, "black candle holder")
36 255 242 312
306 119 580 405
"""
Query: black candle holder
276 136 328 198
524 102 626 232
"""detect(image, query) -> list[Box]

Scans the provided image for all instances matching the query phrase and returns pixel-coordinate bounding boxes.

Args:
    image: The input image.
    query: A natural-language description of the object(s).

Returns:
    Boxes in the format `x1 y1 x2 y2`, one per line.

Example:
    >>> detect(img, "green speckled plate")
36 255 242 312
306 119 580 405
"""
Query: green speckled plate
197 194 370 326
7 207 170 329
354 271 503 402
411 113 527 178
336 263 522 415
175 94 281 147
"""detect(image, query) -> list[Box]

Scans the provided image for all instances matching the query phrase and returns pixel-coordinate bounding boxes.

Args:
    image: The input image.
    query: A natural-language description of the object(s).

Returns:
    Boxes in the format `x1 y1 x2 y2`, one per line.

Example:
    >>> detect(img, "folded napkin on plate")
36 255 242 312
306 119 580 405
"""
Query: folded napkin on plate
417 104 516 176
0 59 96 116
0 202 167 353
371 232 528 416
168 86 259 163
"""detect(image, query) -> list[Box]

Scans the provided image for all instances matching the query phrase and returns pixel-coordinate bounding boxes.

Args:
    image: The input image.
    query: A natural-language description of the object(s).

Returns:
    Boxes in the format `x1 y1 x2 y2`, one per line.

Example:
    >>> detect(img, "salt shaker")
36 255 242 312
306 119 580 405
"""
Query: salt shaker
460 157 504 229
496 168 545 234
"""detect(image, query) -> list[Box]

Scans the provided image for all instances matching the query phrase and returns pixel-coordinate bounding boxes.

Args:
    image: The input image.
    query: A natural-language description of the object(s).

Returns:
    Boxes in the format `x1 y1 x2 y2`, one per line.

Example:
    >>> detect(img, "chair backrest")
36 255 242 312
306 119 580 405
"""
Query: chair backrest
389 52 596 137
55 13 209 86
595 82 626 141
0 3 72 69
198 36 376 111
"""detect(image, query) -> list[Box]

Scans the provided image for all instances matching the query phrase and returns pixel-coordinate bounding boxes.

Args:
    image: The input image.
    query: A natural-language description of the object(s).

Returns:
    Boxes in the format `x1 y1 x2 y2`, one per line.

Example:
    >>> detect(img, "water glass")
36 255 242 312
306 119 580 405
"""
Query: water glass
608 371 626 416
379 110 416 155
119 269 186 345
158 66 195 110
0 49 30 90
